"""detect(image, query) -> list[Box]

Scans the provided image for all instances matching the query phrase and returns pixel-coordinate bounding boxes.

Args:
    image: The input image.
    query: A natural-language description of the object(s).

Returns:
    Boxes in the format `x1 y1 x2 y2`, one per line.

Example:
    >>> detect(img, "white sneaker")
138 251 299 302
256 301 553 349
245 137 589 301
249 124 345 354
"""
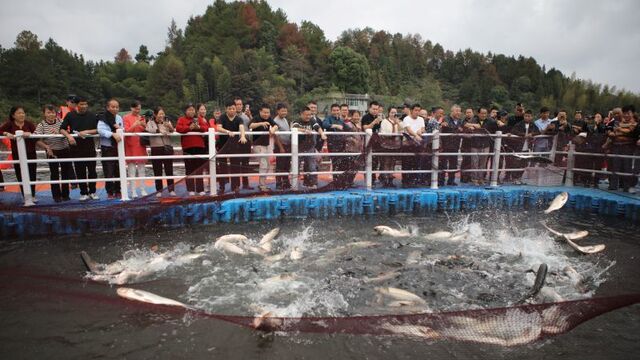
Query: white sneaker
89 193 99 200
31 197 39 203
130 192 138 199
79 195 89 201
169 191 177 196
156 192 162 198
198 191 207 196
140 189 148 196
188 191 196 196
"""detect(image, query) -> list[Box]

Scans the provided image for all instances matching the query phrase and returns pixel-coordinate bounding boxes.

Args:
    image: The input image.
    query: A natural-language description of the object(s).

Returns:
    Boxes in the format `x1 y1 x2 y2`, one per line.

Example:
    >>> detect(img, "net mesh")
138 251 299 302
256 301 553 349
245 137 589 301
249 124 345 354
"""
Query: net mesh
1 265 638 346
1 130 639 346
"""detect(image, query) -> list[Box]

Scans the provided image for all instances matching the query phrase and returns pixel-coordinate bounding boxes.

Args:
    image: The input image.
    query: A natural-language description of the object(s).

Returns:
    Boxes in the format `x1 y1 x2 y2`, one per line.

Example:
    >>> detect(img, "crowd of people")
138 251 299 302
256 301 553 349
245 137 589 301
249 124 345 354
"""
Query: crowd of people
0 94 639 204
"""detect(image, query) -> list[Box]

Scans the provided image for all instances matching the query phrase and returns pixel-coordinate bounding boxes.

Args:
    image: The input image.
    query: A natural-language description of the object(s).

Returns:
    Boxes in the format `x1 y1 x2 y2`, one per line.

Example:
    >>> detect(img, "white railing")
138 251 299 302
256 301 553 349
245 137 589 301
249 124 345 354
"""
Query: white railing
1 129 638 206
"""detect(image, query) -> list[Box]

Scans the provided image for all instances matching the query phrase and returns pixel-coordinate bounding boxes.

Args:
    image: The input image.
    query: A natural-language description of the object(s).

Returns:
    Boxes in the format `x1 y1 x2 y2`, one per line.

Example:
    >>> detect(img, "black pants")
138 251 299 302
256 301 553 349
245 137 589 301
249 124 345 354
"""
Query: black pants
14 161 37 197
275 144 291 189
609 144 635 191
438 152 458 185
183 147 206 193
150 146 175 192
100 146 120 195
239 142 251 187
401 144 429 187
460 143 472 183
218 153 242 191
71 142 97 195
48 148 72 200
0 169 4 189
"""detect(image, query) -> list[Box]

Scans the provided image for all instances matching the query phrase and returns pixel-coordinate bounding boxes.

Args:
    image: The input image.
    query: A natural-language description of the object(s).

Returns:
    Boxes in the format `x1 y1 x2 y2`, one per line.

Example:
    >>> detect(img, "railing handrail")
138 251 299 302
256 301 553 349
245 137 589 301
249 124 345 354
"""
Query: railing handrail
0 131 559 139
2 129 639 206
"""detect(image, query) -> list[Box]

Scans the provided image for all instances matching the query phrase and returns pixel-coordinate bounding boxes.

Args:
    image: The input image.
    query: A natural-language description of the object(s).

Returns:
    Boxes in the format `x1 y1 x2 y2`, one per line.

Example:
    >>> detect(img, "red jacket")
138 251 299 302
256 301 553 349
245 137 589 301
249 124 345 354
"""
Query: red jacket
176 116 209 149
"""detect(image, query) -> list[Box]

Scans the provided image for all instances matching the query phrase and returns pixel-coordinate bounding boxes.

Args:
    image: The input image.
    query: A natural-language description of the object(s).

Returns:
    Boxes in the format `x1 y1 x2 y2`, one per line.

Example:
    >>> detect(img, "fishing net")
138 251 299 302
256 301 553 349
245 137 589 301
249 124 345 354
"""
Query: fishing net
1 265 638 346
1 129 639 347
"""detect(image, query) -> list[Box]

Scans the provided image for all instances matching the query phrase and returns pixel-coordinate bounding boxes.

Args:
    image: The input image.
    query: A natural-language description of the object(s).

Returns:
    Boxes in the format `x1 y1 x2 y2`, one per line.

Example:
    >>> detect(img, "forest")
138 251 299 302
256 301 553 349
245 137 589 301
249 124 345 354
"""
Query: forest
1 0 638 119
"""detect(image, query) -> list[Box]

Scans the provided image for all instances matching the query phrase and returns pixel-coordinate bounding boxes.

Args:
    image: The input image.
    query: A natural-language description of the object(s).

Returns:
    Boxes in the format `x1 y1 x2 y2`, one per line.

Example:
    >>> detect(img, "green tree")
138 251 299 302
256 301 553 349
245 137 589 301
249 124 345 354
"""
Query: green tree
147 52 185 115
135 45 150 63
329 46 370 93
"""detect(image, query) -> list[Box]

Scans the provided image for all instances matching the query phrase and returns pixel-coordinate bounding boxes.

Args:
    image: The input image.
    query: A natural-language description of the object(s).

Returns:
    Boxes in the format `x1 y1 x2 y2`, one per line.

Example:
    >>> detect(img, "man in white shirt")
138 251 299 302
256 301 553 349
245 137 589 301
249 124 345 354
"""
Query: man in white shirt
401 104 428 187
534 106 556 152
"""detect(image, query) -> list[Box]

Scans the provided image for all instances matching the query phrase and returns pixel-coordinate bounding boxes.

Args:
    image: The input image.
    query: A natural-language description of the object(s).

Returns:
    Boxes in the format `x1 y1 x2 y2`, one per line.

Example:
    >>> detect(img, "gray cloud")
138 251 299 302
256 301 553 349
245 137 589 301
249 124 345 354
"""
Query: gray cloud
1 0 638 92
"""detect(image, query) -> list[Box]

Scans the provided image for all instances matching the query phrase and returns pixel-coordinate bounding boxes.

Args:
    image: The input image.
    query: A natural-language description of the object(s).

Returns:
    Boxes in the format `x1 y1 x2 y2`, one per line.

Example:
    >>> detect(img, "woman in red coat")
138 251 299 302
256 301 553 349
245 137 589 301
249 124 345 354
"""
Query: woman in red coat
176 103 209 195
123 101 148 198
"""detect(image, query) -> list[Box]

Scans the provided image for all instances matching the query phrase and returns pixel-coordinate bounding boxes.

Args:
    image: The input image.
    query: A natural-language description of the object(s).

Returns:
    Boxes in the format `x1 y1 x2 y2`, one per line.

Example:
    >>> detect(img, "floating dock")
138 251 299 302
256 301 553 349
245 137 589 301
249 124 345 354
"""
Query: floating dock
1 186 639 239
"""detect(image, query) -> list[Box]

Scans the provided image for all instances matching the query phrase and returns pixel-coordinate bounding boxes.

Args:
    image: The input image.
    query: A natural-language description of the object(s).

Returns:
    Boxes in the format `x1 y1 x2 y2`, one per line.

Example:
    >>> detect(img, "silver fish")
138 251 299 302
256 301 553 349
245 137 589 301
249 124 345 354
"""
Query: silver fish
373 225 411 237
540 221 589 241
116 287 188 308
424 231 453 240
214 241 248 255
215 234 248 244
375 287 427 304
289 247 304 260
544 192 568 214
259 228 280 246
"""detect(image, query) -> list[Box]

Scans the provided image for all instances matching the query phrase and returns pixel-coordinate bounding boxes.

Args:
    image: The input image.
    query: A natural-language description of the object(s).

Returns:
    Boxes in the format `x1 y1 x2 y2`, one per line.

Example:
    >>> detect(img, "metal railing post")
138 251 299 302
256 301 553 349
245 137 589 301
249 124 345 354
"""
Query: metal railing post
565 143 575 187
15 130 35 206
431 130 440 189
490 131 502 187
291 128 299 190
117 129 130 200
365 129 373 190
208 127 217 196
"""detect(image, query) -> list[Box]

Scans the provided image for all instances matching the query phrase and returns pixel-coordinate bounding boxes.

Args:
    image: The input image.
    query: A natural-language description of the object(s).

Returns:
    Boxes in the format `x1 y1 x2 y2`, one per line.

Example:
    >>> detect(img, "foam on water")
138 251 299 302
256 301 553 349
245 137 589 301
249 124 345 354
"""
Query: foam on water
98 215 614 317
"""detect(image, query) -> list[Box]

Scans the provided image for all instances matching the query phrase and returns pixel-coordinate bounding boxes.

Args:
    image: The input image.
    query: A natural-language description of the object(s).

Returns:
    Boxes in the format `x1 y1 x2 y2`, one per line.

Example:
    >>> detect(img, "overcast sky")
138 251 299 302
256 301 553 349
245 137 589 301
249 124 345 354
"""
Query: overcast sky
1 0 639 92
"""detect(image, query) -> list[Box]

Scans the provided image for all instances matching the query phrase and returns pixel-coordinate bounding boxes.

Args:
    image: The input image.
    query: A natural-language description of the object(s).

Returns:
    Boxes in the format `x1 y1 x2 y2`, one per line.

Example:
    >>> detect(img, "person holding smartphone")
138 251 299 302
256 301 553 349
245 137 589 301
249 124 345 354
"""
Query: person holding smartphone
176 103 209 195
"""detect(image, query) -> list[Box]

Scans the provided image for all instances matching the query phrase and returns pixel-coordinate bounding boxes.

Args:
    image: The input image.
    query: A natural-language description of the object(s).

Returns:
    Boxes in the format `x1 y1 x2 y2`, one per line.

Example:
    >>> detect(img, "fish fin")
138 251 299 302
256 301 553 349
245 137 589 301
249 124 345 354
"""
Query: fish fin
80 251 100 273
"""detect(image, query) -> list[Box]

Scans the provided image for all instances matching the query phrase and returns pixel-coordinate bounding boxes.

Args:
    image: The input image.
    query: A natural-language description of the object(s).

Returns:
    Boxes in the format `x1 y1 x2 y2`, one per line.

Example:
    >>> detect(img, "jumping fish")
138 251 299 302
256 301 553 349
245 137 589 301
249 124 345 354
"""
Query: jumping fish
373 226 411 237
259 228 280 246
564 237 605 255
538 287 565 303
448 232 468 241
375 287 427 304
544 192 568 214
264 252 288 262
424 231 453 240
81 251 125 275
563 265 585 291
215 234 248 245
517 263 548 304
214 241 248 255
539 221 589 241
289 247 304 260
242 244 270 256
116 287 189 308
251 311 282 331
